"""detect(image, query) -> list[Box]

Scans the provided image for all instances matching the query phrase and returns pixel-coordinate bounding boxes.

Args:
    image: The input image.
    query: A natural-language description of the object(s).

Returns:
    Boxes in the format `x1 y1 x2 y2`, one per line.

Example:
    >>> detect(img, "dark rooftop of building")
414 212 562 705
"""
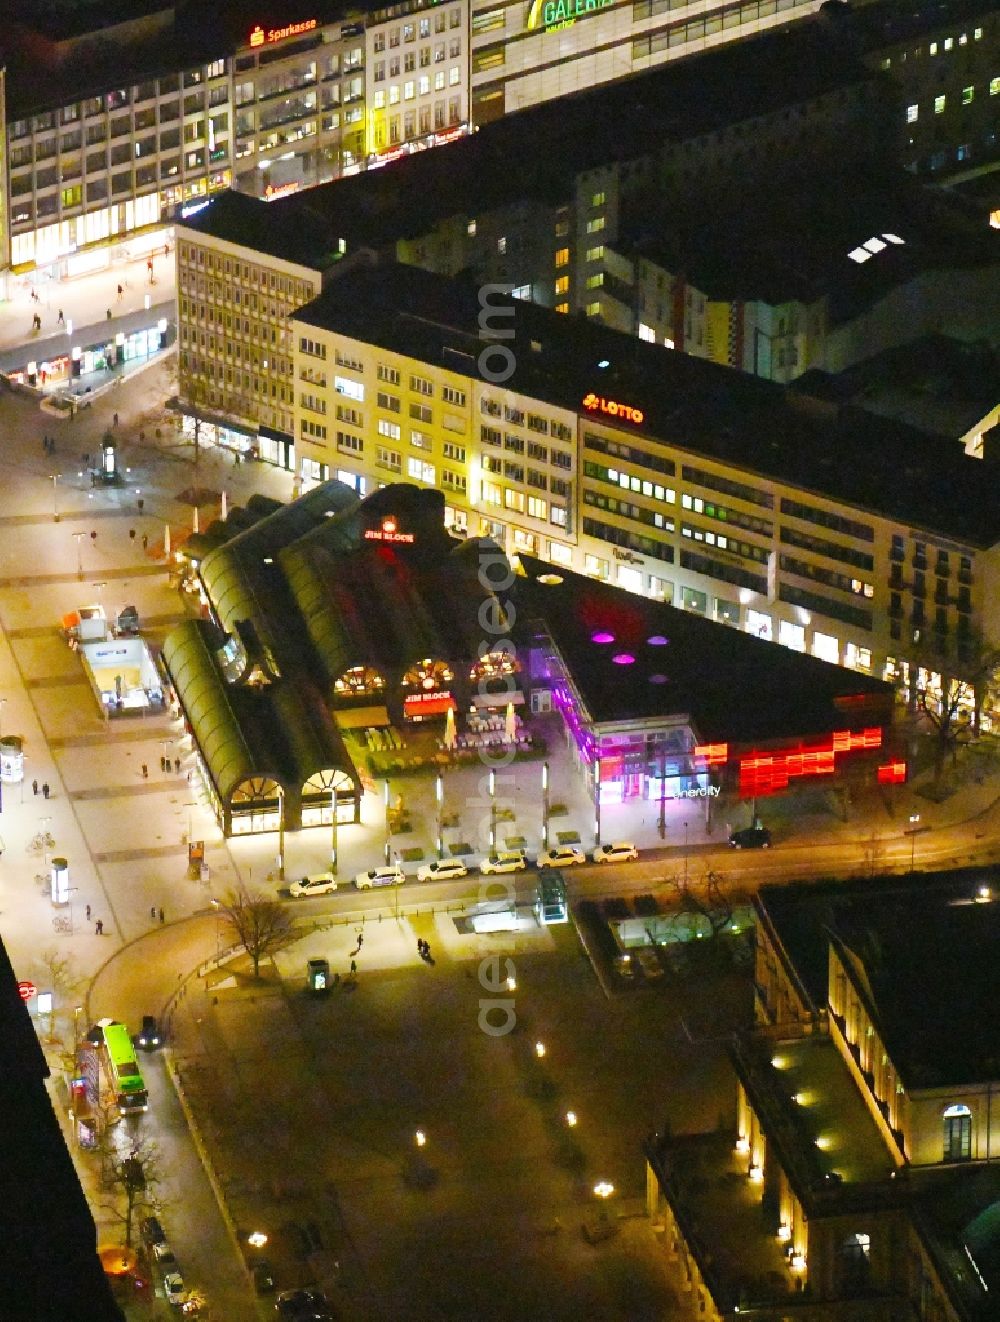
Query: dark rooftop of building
182 19 876 256
796 334 1000 443
514 555 891 741
622 167 1000 315
178 189 348 270
839 0 997 51
0 936 125 1321
758 869 1000 1088
293 257 1000 547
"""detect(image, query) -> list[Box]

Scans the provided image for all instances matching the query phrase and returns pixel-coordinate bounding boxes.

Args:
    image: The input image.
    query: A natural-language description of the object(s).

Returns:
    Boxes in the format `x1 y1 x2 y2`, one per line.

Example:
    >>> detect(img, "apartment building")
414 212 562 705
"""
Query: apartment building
0 0 470 280
279 258 1000 707
846 0 1000 177
176 192 340 463
644 872 1000 1320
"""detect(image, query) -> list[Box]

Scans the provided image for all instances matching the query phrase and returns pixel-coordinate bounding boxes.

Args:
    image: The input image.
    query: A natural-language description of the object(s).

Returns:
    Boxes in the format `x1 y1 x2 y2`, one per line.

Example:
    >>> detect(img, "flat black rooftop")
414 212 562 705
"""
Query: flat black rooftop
179 190 347 270
622 166 999 313
515 555 891 741
758 869 1000 1088
293 258 1000 548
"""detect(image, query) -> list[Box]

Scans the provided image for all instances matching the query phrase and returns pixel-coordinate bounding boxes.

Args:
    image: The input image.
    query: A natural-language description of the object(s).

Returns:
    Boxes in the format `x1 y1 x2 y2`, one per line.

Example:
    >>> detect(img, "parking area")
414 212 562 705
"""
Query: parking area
169 914 752 1320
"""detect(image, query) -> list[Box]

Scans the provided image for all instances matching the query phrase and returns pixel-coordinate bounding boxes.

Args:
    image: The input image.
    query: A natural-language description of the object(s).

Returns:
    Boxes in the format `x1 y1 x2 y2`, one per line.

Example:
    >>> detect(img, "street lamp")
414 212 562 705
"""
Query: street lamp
488 767 497 852
330 782 338 873
73 531 85 579
51 473 61 523
908 813 920 872
592 757 601 850
541 760 550 850
534 1040 546 1058
435 772 444 860
277 785 285 882
414 1129 427 1148
383 778 392 866
565 1110 577 1127
246 1231 268 1250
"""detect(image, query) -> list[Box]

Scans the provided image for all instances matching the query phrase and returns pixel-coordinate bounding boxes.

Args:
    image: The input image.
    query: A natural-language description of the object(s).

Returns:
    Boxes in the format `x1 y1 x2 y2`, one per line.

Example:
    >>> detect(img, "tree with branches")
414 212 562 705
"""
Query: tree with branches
907 626 1000 783
218 883 294 978
98 1128 165 1248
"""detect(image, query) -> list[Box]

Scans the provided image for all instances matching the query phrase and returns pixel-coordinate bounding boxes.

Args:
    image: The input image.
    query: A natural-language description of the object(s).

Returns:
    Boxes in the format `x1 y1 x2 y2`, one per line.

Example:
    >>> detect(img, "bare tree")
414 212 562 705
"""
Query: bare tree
907 627 1000 779
218 883 294 979
98 1130 165 1248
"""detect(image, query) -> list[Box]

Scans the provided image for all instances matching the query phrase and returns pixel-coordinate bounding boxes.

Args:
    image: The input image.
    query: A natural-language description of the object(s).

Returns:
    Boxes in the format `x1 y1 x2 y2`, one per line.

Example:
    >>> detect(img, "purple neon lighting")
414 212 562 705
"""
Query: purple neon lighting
649 674 668 685
647 635 669 646
612 653 635 665
591 631 615 644
552 683 597 763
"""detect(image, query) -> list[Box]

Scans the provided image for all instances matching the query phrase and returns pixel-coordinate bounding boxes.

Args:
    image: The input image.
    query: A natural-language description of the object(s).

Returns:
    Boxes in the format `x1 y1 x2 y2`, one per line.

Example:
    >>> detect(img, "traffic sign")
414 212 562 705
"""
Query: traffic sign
17 980 37 1001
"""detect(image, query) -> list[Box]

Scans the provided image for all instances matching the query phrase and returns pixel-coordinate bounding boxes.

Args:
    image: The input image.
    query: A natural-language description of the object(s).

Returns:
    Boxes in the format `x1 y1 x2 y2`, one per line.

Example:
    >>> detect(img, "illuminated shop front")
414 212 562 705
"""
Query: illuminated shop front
515 556 896 811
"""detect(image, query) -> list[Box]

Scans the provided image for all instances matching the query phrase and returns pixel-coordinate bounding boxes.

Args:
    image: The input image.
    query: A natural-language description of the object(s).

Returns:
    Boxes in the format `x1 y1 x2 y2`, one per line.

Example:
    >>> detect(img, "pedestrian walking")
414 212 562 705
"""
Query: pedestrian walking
42 782 50 799
113 411 119 428
159 908 165 924
85 904 91 922
95 919 104 935
150 906 157 920
57 309 64 326
137 497 145 513
350 958 357 977
356 932 364 948
174 757 180 774
141 763 148 778
142 533 148 550
31 779 38 796
117 283 124 301
129 528 136 541
90 529 97 542
147 258 154 284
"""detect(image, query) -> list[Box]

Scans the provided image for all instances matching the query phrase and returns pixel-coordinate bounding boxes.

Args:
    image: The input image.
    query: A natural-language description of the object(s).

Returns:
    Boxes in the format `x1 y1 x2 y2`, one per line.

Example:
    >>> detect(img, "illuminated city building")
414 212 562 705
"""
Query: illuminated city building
645 870 1000 1320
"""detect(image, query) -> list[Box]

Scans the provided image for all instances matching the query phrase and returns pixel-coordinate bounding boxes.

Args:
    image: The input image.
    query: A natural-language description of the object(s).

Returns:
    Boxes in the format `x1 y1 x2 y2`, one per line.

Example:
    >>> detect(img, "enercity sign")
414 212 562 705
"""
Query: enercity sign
668 786 720 799
526 0 611 32
249 17 318 48
582 392 645 425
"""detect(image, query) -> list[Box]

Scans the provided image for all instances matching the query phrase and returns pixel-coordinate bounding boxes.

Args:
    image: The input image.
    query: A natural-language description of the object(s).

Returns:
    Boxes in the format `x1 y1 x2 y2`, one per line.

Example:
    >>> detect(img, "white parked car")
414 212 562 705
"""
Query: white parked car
479 851 527 876
416 858 469 882
354 865 405 889
537 845 585 869
163 1271 187 1307
152 1241 178 1270
592 841 639 864
289 872 338 898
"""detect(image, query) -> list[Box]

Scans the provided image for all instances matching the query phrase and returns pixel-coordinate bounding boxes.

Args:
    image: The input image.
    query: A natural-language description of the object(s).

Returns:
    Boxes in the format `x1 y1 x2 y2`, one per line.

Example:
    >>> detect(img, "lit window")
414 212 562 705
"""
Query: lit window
906 103 918 123
991 78 1000 96
555 247 569 268
943 36 953 50
585 216 605 234
959 31 967 44
549 540 572 565
591 191 606 207
497 236 506 255
467 219 477 235
586 245 604 262
554 276 568 295
638 323 655 342
974 26 982 39
555 302 569 314
962 85 974 104
935 95 946 113
585 273 604 289
585 301 600 317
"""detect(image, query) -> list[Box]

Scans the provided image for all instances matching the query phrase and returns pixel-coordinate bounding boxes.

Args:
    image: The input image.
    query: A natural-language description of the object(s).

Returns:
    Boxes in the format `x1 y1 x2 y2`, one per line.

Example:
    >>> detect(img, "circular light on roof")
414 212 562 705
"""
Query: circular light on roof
647 635 669 646
649 674 668 685
538 573 563 585
591 631 615 644
612 653 635 665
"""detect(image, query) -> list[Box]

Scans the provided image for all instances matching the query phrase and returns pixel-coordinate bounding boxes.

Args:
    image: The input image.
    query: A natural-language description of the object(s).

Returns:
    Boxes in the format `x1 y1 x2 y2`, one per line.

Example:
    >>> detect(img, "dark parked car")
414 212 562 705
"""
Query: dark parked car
275 1288 332 1317
140 1215 166 1249
729 826 772 849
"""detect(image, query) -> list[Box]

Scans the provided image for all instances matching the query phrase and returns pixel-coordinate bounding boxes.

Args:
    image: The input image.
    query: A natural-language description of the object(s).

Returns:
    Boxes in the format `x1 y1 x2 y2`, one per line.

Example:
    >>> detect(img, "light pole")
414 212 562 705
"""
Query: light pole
435 772 444 860
908 812 920 872
73 531 84 579
541 761 550 850
383 778 392 865
488 768 497 852
51 473 61 522
330 784 338 873
277 786 285 882
593 756 601 851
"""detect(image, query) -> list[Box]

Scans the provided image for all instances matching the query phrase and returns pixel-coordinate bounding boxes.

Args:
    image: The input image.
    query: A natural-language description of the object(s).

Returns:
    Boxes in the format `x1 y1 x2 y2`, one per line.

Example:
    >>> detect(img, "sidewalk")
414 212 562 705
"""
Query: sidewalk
0 233 176 357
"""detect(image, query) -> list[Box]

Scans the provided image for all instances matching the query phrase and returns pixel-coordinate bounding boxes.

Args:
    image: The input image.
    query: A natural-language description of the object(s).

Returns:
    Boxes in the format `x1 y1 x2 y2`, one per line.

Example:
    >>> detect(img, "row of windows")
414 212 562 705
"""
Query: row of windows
780 554 874 598
779 524 874 572
585 432 674 477
906 79 1000 122
631 0 804 61
582 516 675 564
780 497 873 543
681 492 773 538
679 548 767 595
778 583 873 631
9 66 227 136
682 464 773 511
682 522 769 564
583 489 675 533
584 460 676 504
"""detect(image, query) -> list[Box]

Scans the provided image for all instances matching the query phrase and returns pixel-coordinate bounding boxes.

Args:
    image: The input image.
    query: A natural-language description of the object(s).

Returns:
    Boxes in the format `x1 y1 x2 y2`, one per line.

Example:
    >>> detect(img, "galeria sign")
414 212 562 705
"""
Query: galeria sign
527 0 611 30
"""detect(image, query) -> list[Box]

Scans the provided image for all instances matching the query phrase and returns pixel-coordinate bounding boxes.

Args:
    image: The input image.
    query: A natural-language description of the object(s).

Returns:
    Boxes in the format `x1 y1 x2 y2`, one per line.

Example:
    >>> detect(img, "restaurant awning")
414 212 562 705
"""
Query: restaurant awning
335 705 391 729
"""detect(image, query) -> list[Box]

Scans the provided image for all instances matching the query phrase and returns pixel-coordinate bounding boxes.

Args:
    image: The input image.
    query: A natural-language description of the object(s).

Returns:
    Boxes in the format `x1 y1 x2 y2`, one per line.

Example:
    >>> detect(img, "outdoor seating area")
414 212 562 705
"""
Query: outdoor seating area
453 707 529 752
362 726 403 753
